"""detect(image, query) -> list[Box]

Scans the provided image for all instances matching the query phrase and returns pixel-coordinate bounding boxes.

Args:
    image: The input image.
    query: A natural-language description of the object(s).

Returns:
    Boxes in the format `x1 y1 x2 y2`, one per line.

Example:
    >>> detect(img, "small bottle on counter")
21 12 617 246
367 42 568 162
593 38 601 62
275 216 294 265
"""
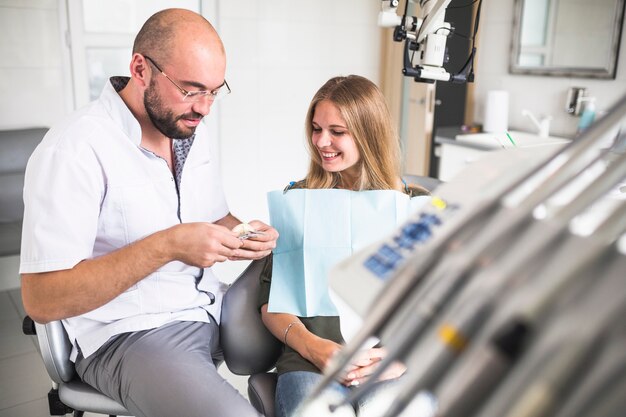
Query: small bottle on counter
577 97 596 134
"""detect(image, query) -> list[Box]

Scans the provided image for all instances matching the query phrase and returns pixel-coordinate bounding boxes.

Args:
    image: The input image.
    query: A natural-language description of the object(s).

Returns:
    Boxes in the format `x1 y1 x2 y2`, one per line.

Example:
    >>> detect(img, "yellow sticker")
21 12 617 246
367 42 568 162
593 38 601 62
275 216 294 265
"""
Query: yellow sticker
438 323 468 353
431 196 447 210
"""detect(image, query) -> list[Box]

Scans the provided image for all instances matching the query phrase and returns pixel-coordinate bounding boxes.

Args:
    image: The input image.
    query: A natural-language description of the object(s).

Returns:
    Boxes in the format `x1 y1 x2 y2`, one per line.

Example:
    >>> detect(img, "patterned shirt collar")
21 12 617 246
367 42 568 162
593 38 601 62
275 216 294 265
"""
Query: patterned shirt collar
109 76 197 188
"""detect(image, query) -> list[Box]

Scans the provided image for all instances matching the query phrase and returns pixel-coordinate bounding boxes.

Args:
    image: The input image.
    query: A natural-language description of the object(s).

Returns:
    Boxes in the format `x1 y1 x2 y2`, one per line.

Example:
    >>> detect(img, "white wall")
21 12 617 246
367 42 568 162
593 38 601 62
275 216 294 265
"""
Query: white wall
474 1 626 138
0 0 70 129
0 0 67 291
218 0 381 221
212 0 381 280
0 0 382 283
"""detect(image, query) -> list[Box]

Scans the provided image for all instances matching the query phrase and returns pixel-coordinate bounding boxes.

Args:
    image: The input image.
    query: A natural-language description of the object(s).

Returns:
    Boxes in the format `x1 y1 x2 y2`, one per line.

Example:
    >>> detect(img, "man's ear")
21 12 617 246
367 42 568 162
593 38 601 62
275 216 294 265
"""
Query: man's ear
129 53 150 88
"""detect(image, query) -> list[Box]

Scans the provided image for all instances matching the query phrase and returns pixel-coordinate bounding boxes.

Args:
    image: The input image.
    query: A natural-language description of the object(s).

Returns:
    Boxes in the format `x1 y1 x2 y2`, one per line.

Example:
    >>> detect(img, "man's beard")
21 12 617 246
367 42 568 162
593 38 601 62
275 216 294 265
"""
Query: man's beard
144 81 202 139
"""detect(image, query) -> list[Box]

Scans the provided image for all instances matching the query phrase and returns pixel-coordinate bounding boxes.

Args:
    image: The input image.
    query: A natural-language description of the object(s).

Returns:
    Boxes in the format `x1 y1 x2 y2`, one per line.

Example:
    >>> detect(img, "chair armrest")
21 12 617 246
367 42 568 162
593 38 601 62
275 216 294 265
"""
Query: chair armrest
402 174 443 192
22 315 36 335
220 257 282 375
34 320 76 384
248 372 278 417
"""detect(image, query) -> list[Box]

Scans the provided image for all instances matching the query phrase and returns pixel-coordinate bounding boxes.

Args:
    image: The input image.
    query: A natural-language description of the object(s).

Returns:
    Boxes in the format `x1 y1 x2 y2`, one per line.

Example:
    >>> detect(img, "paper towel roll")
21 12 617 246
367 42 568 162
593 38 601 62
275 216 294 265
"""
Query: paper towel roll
483 90 509 133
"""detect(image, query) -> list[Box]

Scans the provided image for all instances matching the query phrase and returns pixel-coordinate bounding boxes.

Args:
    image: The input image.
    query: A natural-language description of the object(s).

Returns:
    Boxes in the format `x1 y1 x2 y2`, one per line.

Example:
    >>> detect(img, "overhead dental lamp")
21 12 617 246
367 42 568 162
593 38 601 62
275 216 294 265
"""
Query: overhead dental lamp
379 0 482 84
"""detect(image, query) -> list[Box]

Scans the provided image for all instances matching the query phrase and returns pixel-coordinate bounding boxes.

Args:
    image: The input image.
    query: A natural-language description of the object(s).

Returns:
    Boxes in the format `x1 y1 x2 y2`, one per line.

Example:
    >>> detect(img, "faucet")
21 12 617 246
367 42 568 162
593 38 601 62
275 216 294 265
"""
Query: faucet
565 87 587 115
522 109 552 138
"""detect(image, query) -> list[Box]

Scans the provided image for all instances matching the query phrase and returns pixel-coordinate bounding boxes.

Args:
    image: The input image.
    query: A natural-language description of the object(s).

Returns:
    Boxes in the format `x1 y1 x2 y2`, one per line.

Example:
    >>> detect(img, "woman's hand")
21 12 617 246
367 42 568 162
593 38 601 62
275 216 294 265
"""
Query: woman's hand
261 308 343 373
341 347 406 387
303 336 344 372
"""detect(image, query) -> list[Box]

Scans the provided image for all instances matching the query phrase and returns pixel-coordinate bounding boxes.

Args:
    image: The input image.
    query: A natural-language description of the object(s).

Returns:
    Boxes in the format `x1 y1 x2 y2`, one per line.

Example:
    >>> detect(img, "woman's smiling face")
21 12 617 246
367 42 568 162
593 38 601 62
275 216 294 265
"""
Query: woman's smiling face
311 100 360 186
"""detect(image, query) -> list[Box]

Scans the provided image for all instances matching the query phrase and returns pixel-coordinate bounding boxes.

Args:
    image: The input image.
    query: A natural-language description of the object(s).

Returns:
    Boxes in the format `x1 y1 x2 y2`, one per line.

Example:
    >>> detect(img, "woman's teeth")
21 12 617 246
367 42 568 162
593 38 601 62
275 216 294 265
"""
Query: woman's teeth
322 152 339 158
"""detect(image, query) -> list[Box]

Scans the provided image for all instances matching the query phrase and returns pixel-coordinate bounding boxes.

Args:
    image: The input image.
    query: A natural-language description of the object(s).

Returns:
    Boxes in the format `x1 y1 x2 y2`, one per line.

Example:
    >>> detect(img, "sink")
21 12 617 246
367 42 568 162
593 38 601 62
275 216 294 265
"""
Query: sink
455 130 570 150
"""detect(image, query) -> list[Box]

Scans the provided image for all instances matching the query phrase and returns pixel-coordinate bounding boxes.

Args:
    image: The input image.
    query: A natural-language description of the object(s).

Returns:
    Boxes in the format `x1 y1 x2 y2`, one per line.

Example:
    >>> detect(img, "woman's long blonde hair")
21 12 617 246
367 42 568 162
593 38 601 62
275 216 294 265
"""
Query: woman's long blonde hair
303 75 402 191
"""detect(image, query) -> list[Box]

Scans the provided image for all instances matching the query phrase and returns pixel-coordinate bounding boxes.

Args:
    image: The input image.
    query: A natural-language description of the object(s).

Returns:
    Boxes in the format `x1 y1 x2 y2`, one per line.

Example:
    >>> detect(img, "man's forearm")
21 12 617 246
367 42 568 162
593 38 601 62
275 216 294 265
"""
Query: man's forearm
214 212 242 230
22 228 172 324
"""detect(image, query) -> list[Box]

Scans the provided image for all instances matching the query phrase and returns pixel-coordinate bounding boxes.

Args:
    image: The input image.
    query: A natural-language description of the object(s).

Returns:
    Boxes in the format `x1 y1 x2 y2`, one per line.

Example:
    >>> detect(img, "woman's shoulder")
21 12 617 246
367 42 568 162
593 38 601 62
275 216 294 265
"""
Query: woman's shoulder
405 183 431 197
283 179 307 192
282 179 429 196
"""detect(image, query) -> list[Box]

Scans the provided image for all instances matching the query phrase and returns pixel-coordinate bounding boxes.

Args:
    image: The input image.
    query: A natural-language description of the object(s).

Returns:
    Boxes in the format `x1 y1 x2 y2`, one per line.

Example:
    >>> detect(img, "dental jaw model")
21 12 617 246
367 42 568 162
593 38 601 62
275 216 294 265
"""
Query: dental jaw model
232 223 263 240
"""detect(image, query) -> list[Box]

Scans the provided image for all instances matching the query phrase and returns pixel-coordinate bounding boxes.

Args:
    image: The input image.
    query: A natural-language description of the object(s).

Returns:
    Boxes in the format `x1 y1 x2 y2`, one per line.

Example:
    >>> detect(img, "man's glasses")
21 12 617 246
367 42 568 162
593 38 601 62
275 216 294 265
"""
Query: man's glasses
143 55 231 102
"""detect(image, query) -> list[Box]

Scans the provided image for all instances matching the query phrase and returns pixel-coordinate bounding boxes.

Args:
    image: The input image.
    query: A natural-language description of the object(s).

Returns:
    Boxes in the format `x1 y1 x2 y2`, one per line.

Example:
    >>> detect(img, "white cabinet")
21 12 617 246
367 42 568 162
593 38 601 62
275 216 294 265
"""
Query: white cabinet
436 130 570 182
438 143 490 182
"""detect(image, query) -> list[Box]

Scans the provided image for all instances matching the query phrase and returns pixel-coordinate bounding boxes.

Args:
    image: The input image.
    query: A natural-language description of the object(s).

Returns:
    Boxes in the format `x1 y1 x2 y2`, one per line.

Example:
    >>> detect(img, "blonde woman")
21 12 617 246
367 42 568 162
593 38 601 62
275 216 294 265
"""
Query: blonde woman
260 75 429 417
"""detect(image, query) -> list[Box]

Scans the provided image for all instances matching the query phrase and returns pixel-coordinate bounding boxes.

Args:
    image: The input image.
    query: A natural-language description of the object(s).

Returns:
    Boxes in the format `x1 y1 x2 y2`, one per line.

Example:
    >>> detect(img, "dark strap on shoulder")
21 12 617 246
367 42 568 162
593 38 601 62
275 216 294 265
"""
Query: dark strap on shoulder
283 181 297 193
401 178 409 194
283 180 306 193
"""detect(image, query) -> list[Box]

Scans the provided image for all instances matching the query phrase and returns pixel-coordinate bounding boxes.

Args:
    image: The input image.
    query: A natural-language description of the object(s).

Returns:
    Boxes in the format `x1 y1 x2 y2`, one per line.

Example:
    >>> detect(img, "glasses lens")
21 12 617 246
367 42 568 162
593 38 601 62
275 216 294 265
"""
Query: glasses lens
183 92 202 102
212 87 229 101
183 90 223 103
182 82 230 102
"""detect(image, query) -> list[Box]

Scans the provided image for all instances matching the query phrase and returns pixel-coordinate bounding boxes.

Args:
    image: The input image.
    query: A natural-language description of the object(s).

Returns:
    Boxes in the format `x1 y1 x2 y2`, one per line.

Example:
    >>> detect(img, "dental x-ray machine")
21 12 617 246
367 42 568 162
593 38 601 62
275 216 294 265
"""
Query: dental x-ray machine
379 0 482 83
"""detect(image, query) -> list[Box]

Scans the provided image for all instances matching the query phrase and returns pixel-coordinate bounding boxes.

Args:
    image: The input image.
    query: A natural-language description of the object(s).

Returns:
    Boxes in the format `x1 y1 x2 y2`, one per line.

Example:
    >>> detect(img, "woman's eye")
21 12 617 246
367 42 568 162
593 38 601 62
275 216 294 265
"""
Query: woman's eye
331 130 345 136
312 127 322 133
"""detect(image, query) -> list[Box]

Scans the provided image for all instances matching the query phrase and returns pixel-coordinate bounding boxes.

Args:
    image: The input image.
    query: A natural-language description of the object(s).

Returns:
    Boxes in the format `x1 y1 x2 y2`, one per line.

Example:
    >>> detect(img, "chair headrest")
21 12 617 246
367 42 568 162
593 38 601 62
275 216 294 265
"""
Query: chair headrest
0 128 47 174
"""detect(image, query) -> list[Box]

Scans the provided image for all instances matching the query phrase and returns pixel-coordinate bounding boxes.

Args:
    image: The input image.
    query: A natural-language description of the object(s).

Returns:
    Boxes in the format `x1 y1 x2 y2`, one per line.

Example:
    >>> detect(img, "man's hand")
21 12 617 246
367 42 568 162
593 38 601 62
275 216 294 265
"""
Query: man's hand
21 221 242 323
229 220 278 261
169 222 244 267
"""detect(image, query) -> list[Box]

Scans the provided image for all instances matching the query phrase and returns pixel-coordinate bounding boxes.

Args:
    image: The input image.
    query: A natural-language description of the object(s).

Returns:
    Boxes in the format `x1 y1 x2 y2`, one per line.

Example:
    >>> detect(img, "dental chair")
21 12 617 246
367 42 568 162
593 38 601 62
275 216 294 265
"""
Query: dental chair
220 257 282 417
218 178 442 417
402 174 442 193
22 317 131 417
218 176 442 417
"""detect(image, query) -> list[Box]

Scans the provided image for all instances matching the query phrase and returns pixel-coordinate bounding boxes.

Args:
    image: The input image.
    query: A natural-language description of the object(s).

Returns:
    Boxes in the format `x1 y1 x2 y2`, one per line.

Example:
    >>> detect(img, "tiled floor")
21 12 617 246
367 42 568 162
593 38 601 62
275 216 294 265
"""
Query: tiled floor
0 288 56 417
0 287 249 417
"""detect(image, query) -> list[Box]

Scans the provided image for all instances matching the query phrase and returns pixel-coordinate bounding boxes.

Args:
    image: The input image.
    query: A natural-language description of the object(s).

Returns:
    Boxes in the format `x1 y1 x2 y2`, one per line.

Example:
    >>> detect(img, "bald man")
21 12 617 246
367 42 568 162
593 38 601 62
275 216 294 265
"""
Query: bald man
20 9 275 417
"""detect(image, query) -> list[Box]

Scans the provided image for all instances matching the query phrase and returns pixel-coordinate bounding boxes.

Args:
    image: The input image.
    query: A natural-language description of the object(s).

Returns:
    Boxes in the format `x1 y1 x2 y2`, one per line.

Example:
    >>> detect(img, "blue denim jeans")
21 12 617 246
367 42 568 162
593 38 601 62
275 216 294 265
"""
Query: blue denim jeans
275 371 397 417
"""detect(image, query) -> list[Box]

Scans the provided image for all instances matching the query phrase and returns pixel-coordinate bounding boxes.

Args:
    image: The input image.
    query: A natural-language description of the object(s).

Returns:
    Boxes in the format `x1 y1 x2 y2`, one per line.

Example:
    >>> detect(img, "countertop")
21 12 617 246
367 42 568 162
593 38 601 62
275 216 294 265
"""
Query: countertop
434 127 571 151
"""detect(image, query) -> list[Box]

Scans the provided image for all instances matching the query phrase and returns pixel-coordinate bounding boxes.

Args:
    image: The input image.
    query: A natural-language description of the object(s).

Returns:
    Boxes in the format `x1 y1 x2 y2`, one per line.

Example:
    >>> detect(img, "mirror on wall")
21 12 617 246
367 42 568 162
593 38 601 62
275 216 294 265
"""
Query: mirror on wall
510 0 625 78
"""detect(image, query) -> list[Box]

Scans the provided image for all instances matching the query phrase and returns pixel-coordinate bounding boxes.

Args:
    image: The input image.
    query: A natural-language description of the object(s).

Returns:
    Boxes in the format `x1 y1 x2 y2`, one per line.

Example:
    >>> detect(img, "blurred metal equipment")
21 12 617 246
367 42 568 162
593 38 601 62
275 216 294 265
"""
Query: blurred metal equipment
298 92 626 417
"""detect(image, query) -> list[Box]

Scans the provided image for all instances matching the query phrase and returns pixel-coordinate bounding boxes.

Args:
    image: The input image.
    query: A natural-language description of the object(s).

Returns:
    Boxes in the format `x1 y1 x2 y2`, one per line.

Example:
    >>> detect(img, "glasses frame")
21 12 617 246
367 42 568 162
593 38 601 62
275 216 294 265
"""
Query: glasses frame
143 55 231 102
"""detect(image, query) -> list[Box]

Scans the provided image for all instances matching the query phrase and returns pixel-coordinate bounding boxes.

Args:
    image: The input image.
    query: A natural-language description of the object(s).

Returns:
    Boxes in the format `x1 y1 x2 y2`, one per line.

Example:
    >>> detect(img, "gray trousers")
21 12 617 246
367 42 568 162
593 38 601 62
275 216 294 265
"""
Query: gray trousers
75 320 261 417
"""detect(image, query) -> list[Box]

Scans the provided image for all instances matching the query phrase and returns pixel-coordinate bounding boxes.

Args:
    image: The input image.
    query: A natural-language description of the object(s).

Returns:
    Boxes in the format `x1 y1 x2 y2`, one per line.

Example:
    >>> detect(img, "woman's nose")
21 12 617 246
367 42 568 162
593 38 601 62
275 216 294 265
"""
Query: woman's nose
316 131 331 147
